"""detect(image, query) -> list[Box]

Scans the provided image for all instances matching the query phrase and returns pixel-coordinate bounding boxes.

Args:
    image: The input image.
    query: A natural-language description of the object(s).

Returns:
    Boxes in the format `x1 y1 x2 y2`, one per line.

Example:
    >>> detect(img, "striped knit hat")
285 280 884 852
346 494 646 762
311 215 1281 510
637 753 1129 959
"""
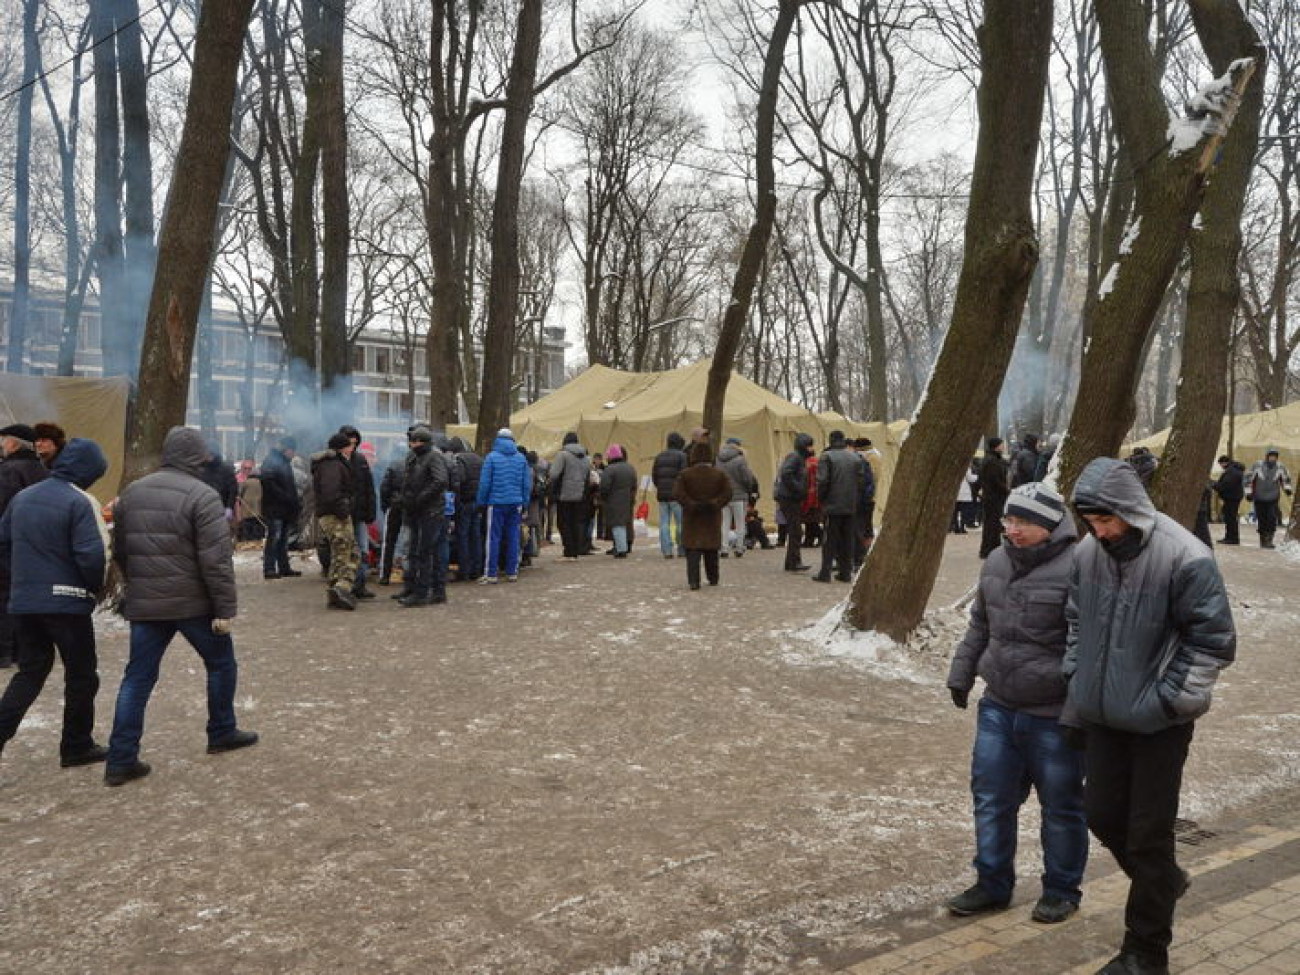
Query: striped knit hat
1004 482 1066 531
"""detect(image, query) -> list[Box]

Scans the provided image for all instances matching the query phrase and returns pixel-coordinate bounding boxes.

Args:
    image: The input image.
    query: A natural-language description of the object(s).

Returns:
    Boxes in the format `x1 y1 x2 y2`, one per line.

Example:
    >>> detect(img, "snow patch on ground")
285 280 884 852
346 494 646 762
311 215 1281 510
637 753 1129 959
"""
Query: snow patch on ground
781 602 961 685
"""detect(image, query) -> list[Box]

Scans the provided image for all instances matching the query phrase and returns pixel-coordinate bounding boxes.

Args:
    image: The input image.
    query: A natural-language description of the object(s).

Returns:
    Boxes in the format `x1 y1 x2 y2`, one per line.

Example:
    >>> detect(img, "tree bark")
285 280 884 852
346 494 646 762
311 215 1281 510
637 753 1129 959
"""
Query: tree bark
123 0 256 485
847 0 1054 640
1055 0 1257 496
287 0 324 378
703 0 804 444
318 0 351 397
475 0 544 454
7 0 39 373
91 0 129 378
1151 2 1264 527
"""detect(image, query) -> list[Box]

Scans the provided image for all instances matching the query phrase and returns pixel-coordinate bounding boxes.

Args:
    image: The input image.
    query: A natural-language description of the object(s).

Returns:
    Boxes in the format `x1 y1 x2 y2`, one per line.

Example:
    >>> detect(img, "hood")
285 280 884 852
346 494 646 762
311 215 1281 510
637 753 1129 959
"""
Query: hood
563 442 588 459
162 426 210 477
666 432 685 451
493 436 517 457
1071 457 1157 542
1023 434 1039 451
50 437 108 489
793 433 814 453
717 444 741 462
448 437 468 454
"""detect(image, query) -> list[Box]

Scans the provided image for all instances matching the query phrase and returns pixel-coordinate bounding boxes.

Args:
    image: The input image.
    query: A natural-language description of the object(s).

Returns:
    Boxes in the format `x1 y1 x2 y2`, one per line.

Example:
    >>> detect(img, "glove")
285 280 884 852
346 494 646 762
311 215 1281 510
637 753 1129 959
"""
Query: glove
950 687 969 710
224 507 234 522
1060 726 1087 751
211 618 233 636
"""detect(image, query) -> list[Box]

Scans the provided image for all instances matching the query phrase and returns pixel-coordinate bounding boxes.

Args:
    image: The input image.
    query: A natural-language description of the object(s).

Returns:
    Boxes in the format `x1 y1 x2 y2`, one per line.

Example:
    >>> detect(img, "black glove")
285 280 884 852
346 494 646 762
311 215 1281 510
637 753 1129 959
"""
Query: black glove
950 687 969 710
1060 726 1087 751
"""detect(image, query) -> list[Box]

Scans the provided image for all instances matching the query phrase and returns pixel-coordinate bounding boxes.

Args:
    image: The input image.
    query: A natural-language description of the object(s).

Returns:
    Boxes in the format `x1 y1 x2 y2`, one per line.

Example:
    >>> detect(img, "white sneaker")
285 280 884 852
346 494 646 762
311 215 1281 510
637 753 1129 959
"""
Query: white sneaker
506 575 518 582
479 576 499 585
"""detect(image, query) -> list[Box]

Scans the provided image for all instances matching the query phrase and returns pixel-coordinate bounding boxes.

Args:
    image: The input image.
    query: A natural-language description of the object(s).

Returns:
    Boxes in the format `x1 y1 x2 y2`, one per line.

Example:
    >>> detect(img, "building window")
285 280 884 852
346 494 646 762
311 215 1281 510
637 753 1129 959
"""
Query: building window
353 345 368 372
374 347 391 375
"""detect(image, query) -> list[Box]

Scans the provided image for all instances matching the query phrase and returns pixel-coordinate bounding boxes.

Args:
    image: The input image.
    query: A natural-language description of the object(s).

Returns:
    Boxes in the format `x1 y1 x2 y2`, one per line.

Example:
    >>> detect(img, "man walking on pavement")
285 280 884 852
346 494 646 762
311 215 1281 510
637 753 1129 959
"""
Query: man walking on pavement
1244 448 1293 549
978 438 1011 560
0 438 110 769
105 427 259 786
774 432 816 573
1066 457 1235 975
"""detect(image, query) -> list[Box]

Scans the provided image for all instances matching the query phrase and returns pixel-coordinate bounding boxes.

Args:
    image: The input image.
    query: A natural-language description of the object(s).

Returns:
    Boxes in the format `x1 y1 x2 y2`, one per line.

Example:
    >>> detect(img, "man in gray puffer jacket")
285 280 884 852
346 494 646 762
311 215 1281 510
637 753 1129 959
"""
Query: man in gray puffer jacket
104 427 258 786
945 482 1086 926
1066 457 1235 975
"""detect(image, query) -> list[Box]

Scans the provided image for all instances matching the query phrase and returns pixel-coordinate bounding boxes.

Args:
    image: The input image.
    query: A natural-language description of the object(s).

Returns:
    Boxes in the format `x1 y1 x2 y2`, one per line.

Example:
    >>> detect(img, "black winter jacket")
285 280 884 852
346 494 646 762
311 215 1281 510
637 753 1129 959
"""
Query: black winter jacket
979 452 1010 512
1064 458 1235 734
1213 461 1245 502
114 427 237 622
815 445 865 516
380 461 406 512
0 447 49 516
258 448 299 519
351 451 377 523
312 450 355 520
402 444 450 516
454 449 483 503
652 440 689 502
773 435 814 503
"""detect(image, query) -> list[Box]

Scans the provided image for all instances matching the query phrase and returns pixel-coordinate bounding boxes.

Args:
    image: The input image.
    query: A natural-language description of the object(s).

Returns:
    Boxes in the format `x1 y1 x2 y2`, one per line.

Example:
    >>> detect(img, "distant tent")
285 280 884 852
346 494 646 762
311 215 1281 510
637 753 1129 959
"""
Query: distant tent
0 373 129 499
451 360 901 522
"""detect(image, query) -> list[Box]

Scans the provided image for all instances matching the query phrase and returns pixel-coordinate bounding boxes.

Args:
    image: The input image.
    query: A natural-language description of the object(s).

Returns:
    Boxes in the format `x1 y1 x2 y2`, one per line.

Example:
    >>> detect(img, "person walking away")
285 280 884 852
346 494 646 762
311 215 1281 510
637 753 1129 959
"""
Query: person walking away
0 438 109 767
0 424 50 669
313 433 360 610
1066 457 1235 975
852 438 878 565
198 443 239 533
449 437 484 581
812 430 864 583
339 426 378 598
477 428 532 582
105 427 259 786
258 437 302 580
548 432 592 562
652 432 689 558
599 444 638 558
774 433 815 572
397 426 450 606
945 482 1086 924
1212 455 1244 545
1244 448 1293 549
378 442 408 585
1009 434 1040 488
674 441 733 589
978 438 1010 559
716 437 758 558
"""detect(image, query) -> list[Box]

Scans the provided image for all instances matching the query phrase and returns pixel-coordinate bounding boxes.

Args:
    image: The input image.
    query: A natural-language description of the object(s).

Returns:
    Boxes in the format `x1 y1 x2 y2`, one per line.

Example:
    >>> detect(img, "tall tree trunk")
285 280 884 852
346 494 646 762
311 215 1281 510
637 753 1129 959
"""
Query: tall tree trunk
1151 3 1264 527
475 0 544 454
287 0 324 379
847 0 1054 639
123 0 256 485
318 0 351 399
703 0 805 443
1055 0 1257 495
91 0 129 378
7 0 39 373
115 0 157 376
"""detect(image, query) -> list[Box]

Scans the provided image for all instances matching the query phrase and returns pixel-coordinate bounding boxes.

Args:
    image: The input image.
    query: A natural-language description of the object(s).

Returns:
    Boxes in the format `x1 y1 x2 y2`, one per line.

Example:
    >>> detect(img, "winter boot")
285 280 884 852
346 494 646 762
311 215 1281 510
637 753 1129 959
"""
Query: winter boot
946 884 1009 917
1261 533 1275 549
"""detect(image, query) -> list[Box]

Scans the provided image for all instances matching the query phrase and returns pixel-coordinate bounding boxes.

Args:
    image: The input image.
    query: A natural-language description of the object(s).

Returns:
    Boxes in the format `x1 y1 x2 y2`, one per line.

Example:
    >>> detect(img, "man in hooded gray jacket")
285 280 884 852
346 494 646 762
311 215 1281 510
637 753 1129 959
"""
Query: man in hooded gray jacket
1065 458 1235 975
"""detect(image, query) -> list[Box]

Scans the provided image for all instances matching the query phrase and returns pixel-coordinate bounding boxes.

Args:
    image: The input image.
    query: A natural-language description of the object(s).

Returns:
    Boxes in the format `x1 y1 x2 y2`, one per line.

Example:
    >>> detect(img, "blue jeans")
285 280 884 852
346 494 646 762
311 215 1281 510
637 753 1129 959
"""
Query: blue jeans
353 520 370 586
263 517 292 575
612 524 629 554
970 698 1088 903
107 618 239 767
658 501 684 556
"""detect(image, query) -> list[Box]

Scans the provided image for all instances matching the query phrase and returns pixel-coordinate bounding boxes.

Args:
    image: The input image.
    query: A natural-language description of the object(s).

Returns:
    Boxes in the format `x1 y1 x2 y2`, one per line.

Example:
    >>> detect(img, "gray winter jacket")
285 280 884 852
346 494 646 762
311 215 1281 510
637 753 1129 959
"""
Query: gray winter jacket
948 515 1078 718
816 444 866 516
114 427 238 622
1064 458 1235 734
1245 459 1292 503
716 445 758 501
549 443 591 503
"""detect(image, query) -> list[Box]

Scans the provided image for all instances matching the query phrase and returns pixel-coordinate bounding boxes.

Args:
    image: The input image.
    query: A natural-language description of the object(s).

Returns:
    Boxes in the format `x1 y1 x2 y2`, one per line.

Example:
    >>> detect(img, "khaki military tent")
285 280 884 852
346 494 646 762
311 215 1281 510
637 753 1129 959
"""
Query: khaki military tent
452 360 901 523
0 372 129 500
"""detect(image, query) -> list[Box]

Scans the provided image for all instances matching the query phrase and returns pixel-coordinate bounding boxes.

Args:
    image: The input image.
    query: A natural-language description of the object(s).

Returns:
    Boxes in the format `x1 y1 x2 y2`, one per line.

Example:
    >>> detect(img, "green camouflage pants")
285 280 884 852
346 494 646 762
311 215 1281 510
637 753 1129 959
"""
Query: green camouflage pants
319 514 359 590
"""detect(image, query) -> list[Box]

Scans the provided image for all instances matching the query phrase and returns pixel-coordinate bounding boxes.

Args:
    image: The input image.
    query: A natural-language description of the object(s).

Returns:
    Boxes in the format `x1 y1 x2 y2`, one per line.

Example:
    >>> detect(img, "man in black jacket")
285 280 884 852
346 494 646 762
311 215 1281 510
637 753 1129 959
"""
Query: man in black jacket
258 437 301 579
1212 455 1245 545
812 431 864 583
651 432 689 558
774 433 815 573
978 439 1010 560
314 433 359 610
450 437 484 581
399 426 451 607
339 426 378 598
0 424 50 669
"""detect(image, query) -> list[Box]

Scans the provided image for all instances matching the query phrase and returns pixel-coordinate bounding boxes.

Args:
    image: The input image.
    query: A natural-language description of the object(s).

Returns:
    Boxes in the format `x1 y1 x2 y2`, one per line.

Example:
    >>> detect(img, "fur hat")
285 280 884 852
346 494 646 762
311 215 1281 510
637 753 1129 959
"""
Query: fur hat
327 432 352 451
1004 482 1066 531
33 421 67 447
0 423 37 443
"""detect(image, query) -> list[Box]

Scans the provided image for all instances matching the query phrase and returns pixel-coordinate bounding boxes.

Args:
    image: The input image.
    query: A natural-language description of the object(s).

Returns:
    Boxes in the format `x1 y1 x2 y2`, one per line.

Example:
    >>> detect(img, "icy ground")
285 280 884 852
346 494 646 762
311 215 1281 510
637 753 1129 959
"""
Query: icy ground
1 534 1296 974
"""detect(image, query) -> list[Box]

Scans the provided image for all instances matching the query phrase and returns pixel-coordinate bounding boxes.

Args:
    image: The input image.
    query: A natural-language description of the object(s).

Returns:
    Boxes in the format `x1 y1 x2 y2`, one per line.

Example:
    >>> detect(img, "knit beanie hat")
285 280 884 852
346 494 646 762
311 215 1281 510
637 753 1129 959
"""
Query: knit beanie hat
1004 482 1066 531
327 432 352 450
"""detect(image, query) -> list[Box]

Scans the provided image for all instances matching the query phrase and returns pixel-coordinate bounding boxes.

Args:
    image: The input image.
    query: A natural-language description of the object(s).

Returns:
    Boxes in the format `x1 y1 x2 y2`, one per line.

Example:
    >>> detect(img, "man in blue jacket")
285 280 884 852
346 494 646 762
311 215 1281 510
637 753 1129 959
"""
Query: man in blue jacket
0 438 110 769
1066 457 1235 975
477 428 532 583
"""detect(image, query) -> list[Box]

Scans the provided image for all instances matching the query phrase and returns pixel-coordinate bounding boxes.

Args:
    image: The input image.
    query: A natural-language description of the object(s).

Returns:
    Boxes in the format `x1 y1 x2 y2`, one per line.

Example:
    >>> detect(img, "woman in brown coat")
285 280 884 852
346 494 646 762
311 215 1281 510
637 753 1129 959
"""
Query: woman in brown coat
673 441 734 590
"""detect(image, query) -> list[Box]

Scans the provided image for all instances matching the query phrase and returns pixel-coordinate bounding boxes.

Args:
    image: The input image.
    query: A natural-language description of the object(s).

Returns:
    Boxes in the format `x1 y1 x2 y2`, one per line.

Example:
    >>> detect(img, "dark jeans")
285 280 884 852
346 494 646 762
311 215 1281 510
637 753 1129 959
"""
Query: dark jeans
971 699 1088 903
106 617 238 767
381 506 404 580
1085 720 1195 966
779 500 804 569
557 500 586 558
406 510 447 599
262 516 293 575
1220 498 1240 544
1255 498 1281 540
0 607 14 664
454 501 483 580
0 614 99 757
685 549 719 588
979 500 1004 559
820 512 855 581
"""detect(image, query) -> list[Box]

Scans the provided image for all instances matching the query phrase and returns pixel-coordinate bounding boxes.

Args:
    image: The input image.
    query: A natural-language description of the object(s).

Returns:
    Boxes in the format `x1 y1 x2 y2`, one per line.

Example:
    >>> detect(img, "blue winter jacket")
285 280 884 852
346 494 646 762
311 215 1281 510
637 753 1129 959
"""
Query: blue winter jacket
476 436 532 507
0 438 109 615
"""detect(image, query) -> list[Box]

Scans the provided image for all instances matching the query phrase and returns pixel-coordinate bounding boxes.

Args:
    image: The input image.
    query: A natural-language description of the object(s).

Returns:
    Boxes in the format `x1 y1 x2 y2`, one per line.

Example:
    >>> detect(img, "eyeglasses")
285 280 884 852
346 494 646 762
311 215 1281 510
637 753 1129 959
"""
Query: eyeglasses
1000 516 1037 531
